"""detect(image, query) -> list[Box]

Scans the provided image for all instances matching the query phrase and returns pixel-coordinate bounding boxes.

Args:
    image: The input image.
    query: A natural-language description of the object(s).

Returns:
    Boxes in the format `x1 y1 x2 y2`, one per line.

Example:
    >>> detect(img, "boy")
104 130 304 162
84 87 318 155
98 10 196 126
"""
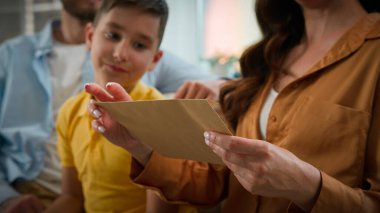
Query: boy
47 0 195 212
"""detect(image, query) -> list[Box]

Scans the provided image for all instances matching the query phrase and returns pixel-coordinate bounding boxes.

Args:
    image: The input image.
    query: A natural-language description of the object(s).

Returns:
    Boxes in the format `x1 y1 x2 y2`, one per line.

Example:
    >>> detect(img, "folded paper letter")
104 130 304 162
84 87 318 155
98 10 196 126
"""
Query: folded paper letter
97 100 232 164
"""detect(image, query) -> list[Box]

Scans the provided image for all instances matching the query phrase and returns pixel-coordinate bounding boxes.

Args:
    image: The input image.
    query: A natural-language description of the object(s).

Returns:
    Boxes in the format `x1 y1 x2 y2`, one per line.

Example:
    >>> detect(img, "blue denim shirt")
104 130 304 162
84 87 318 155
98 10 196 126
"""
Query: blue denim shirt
0 20 216 203
141 51 217 93
0 20 93 202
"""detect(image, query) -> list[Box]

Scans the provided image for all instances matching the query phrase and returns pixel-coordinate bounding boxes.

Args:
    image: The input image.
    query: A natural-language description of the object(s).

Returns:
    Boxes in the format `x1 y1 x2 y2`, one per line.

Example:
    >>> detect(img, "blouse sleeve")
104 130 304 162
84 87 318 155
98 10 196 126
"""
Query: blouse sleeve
309 72 380 212
130 151 229 207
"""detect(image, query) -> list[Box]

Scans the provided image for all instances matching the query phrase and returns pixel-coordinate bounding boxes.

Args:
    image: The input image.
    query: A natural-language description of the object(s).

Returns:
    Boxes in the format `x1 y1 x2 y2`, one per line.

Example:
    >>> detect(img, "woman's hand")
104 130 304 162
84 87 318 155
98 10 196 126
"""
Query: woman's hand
85 82 153 166
204 131 321 211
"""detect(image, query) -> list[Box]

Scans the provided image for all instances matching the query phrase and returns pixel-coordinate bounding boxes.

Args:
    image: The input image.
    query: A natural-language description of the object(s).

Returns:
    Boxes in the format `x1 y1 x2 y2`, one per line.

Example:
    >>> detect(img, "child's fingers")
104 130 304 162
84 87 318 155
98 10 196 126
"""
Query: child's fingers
85 83 114 101
105 82 133 101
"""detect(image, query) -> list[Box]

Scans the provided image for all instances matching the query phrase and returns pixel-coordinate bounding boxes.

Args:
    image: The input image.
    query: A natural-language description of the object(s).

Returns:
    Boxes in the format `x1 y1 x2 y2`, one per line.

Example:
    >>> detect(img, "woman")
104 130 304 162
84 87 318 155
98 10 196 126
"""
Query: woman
86 0 380 211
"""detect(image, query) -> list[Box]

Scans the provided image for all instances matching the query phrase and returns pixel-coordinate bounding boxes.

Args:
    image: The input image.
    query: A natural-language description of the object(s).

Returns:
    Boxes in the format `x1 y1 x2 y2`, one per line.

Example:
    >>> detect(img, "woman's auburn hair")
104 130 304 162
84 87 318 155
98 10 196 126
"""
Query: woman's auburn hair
219 0 304 131
219 0 380 131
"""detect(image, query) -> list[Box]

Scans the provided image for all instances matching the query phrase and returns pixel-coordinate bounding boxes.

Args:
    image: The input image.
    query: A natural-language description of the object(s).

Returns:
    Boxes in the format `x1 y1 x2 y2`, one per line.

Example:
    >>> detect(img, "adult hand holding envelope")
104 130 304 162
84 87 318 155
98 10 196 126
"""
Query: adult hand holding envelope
97 99 232 165
85 82 231 166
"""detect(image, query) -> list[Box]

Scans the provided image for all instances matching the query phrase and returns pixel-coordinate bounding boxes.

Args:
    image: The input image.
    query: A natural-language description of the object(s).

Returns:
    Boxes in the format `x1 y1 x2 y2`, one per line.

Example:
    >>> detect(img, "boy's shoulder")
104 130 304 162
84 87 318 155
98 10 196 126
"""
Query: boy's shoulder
58 91 90 121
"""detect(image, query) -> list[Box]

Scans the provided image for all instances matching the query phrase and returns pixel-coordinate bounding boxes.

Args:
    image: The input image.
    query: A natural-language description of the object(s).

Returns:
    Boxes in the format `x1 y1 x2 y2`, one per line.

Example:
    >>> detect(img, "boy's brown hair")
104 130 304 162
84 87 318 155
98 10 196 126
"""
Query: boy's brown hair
94 0 169 47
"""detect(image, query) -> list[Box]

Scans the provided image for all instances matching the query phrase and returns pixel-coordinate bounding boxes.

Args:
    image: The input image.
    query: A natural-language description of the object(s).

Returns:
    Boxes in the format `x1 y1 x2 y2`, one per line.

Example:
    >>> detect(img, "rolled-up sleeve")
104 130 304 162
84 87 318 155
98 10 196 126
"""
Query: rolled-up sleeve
131 151 229 207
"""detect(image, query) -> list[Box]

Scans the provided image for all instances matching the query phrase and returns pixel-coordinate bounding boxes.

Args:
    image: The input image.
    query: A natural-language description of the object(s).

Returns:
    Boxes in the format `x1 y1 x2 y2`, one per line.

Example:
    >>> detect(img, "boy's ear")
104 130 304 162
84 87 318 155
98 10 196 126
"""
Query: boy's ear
148 50 164 72
85 23 94 50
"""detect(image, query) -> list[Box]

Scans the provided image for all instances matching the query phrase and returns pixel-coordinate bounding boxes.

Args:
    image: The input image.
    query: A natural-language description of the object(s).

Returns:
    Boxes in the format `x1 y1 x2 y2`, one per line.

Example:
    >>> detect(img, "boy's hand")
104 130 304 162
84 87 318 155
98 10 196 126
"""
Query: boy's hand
85 82 153 166
174 79 227 100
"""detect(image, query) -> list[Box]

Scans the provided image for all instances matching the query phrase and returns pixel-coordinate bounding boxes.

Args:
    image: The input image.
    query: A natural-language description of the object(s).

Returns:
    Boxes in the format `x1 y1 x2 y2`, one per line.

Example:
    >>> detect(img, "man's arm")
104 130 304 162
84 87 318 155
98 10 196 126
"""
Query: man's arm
0 136 20 204
0 41 46 213
45 167 84 213
0 41 19 204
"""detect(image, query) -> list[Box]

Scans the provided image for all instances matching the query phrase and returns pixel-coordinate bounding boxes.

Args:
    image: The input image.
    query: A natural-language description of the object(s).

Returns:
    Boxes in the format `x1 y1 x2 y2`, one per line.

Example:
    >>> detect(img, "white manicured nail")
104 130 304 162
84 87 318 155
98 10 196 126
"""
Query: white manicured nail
97 126 105 133
204 132 209 139
106 82 114 88
205 138 210 146
92 109 102 118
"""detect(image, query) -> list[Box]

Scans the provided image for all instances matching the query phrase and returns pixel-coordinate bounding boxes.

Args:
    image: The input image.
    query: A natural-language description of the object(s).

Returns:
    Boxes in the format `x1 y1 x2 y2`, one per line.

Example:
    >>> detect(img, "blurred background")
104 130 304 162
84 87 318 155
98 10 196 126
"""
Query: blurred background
0 0 262 77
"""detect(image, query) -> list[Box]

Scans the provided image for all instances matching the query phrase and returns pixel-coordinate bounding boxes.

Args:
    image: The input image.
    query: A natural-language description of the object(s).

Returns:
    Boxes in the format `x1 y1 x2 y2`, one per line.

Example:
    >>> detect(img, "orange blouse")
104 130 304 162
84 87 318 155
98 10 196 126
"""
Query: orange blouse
131 13 380 212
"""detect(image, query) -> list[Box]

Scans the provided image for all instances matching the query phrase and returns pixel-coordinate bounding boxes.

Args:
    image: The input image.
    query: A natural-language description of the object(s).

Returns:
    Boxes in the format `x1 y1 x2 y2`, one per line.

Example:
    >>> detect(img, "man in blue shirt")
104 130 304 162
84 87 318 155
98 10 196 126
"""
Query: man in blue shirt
0 0 220 211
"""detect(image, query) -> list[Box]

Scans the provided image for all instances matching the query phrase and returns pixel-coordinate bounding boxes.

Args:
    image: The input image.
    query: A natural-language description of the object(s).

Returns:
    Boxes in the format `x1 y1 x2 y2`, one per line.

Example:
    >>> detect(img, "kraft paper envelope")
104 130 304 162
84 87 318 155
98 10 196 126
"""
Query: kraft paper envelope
97 99 232 164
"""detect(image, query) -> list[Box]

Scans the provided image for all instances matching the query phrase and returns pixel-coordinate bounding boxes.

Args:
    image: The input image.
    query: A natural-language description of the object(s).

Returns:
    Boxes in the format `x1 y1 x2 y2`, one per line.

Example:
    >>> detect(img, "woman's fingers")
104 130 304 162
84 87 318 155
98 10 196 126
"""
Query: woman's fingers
204 131 272 169
92 120 105 133
204 131 268 155
206 138 254 169
87 99 103 119
85 83 114 101
105 82 132 101
85 82 132 128
85 82 132 102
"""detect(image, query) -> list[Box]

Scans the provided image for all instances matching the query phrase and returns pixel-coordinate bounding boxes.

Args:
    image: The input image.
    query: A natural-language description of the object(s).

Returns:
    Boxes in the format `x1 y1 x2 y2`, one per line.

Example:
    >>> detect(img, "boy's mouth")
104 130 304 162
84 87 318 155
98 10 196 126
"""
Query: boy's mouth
105 64 128 73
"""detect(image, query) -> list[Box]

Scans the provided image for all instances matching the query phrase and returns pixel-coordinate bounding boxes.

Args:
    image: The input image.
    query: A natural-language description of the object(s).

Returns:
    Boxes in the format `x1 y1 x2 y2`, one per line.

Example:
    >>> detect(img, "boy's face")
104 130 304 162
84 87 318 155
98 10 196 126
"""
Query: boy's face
86 6 163 91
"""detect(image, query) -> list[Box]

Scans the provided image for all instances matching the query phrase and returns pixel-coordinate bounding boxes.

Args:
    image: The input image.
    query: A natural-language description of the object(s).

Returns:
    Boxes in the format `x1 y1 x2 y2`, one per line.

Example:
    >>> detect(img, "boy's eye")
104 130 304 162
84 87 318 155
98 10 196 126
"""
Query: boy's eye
104 31 121 41
133 42 147 50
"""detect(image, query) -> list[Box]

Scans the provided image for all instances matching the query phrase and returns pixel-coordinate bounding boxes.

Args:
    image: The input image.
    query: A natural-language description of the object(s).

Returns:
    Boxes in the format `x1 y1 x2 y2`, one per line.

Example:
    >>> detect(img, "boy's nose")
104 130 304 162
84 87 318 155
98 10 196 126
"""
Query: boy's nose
113 42 129 63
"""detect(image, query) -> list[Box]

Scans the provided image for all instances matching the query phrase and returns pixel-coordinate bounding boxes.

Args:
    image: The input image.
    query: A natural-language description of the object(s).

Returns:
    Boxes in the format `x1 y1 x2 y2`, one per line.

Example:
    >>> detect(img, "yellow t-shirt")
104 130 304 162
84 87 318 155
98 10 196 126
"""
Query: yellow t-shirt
57 82 195 213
